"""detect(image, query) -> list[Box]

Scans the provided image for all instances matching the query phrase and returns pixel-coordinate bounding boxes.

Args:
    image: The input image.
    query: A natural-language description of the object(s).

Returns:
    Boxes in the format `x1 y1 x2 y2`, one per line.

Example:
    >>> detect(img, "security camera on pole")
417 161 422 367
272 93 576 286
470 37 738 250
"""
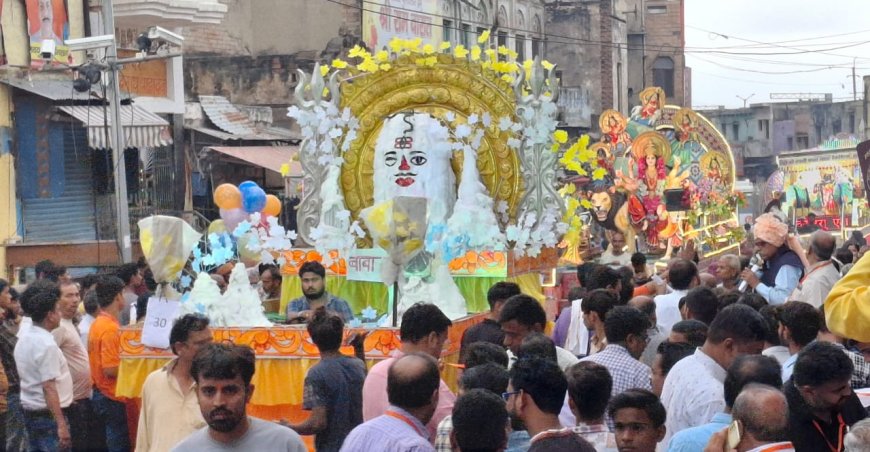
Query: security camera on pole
64 5 183 263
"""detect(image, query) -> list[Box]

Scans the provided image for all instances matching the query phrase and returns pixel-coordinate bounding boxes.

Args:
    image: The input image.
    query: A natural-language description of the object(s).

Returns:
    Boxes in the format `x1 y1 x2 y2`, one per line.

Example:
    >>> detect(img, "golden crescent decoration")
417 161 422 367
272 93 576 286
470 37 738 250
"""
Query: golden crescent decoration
599 109 628 134
672 108 698 134
338 54 521 246
638 87 666 108
589 141 612 160
631 131 671 164
700 151 730 181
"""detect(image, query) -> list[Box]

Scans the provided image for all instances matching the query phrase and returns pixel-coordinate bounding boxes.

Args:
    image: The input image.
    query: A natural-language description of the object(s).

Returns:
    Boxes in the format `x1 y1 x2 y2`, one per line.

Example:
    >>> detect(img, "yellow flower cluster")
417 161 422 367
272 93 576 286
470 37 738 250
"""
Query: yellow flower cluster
316 37 555 84
558 135 596 176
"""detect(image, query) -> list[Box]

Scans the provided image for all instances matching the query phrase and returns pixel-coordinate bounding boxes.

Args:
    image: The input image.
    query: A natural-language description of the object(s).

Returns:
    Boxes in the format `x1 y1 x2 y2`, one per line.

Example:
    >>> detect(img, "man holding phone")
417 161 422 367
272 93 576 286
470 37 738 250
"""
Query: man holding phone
702 384 793 452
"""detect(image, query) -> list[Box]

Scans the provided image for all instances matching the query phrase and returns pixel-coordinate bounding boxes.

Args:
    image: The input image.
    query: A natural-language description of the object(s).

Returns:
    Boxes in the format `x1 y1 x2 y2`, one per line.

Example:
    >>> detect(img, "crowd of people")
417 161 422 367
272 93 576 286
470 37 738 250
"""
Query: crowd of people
0 207 867 451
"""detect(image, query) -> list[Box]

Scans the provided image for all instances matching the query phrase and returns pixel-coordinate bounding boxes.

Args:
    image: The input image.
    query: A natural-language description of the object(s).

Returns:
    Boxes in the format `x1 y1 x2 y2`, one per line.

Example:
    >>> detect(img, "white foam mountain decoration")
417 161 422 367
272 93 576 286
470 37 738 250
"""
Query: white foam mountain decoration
442 144 506 260
179 262 271 327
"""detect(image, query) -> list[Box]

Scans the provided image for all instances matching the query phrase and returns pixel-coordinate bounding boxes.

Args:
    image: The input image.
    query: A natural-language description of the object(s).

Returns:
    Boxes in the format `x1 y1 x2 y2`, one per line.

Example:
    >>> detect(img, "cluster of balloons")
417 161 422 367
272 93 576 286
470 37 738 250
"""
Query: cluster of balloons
211 181 282 233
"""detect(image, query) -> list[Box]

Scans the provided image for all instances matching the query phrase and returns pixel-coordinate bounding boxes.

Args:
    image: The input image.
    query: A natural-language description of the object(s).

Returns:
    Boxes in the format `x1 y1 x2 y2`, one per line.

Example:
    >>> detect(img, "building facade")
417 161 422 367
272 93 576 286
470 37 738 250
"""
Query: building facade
0 0 227 280
699 98 865 180
699 98 866 217
620 0 689 108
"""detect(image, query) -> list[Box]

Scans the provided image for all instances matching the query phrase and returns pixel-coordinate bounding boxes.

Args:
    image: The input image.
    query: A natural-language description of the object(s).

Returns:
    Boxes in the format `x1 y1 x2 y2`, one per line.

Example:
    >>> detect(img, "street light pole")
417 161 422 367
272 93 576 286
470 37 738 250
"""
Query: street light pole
101 0 133 263
736 93 755 108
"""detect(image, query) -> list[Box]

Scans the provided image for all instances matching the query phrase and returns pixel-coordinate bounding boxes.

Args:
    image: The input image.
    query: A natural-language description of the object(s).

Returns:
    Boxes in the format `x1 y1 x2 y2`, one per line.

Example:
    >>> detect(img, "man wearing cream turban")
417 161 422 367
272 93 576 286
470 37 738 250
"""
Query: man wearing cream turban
740 213 804 305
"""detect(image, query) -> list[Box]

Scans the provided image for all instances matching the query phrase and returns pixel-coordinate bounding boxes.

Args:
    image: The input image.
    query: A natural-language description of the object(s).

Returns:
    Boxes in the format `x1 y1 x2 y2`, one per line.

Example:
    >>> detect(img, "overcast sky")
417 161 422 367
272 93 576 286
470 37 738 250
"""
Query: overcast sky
685 0 870 109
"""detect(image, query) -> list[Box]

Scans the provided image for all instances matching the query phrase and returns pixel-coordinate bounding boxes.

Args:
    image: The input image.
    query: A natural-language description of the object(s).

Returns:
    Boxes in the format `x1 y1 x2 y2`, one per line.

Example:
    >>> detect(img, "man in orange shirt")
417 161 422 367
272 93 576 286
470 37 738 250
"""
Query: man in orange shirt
88 276 129 452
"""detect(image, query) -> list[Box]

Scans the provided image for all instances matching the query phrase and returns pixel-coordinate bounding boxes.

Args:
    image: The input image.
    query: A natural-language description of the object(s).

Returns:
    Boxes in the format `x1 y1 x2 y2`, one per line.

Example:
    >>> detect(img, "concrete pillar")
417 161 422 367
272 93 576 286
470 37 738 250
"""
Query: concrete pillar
0 85 15 281
863 75 870 140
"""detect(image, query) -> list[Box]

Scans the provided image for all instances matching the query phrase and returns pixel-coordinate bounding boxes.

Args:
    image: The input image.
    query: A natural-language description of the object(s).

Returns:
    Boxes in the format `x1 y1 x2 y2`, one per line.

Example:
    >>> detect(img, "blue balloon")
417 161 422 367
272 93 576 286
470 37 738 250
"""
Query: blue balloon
239 180 258 193
242 186 267 213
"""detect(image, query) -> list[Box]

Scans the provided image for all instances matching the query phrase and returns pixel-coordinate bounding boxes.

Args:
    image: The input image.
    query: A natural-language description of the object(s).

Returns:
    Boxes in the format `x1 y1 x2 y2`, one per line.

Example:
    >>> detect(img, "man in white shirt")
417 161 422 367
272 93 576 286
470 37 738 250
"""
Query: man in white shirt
715 254 742 291
654 259 699 332
53 280 101 451
14 284 74 451
599 232 632 268
137 313 213 452
787 231 839 308
78 291 99 347
563 266 622 358
660 304 767 449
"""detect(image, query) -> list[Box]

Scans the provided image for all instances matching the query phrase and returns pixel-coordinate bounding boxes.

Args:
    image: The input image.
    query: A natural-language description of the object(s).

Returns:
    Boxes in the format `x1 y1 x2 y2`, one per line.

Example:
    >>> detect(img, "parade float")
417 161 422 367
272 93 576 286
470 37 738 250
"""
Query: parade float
117 36 743 435
117 35 585 429
569 87 744 261
766 134 869 236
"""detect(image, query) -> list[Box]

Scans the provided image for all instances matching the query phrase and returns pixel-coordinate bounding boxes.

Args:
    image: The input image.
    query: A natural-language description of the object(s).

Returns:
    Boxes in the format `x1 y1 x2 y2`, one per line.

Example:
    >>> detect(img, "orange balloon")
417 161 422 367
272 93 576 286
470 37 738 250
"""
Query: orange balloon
262 194 282 217
213 184 242 209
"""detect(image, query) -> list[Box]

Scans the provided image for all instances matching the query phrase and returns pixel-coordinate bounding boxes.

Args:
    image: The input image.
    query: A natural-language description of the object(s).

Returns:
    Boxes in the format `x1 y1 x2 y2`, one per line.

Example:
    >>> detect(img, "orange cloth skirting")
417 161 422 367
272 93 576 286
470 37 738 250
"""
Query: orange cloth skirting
117 313 477 452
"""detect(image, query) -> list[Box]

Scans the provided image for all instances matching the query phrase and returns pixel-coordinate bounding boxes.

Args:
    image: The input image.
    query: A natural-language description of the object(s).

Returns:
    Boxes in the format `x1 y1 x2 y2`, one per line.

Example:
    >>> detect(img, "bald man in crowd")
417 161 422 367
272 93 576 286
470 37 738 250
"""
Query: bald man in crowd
706 384 794 451
788 231 839 308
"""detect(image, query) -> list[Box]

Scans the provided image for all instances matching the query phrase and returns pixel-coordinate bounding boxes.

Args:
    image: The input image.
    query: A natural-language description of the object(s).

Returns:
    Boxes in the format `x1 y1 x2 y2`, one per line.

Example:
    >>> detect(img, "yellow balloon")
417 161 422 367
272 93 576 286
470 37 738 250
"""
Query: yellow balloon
208 219 227 236
236 233 261 262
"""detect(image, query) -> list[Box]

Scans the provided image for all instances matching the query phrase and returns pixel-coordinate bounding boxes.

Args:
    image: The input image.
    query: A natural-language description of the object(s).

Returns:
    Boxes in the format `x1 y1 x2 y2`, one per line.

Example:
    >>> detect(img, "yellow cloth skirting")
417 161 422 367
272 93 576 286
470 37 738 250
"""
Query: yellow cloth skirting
116 351 462 405
279 272 544 317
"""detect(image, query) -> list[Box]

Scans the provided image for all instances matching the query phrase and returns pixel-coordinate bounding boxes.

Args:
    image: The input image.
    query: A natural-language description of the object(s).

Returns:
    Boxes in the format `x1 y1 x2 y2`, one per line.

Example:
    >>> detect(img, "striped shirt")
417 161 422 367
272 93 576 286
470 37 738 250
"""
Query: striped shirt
580 344 652 396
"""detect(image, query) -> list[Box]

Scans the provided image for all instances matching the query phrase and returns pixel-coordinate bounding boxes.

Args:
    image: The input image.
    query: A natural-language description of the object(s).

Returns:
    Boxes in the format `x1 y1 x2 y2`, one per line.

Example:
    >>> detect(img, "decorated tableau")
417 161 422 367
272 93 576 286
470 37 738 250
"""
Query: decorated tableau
128 33 583 333
560 90 743 259
774 140 869 232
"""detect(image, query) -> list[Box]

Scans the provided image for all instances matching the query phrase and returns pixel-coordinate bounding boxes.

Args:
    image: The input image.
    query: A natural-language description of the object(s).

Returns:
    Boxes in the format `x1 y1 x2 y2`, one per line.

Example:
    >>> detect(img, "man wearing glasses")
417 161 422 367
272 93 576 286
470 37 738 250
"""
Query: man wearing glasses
740 213 804 306
504 357 595 452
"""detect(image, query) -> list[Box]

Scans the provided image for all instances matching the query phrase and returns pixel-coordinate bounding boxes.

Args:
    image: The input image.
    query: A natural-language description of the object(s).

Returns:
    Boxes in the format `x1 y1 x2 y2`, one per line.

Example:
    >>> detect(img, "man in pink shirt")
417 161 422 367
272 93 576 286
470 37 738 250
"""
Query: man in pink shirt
362 303 455 440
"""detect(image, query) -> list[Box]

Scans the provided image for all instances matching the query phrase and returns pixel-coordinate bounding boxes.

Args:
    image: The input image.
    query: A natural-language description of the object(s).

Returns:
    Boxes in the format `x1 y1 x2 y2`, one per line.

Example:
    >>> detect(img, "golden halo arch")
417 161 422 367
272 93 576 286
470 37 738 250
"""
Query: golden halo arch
338 54 523 237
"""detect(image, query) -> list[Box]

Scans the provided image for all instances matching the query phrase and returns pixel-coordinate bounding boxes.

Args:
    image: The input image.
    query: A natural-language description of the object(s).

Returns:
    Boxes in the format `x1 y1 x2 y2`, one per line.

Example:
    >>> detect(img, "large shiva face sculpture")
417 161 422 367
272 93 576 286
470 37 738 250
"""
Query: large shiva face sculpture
372 113 456 220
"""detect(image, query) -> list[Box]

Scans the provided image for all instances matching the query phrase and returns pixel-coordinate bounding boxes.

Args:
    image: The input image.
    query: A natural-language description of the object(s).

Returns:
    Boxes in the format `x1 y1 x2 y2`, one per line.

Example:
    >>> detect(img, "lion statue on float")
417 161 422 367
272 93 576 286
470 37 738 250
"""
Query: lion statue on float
585 181 637 252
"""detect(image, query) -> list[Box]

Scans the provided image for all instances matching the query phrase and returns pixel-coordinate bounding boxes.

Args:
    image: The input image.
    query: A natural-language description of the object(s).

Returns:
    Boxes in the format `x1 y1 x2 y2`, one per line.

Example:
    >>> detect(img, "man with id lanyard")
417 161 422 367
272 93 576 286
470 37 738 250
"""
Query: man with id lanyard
341 353 441 452
783 342 866 451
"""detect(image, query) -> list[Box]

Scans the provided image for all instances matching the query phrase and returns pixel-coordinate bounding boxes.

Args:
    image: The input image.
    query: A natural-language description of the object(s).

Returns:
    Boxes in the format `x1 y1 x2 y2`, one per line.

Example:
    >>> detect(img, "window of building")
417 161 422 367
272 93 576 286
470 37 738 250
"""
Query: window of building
833 119 841 134
647 5 667 14
532 15 542 58
462 23 471 47
497 31 508 48
555 70 563 88
443 20 452 43
471 27 493 47
652 57 674 98
516 34 525 62
758 119 769 139
800 133 810 148
850 113 856 133
787 136 794 150
815 125 823 143
732 122 739 139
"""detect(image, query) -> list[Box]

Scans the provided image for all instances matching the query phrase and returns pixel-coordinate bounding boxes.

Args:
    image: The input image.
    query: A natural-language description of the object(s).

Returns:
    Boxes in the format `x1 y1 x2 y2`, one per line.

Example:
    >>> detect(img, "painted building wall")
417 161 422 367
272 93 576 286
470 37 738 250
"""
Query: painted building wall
643 0 688 106
545 0 600 131
0 0 85 279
